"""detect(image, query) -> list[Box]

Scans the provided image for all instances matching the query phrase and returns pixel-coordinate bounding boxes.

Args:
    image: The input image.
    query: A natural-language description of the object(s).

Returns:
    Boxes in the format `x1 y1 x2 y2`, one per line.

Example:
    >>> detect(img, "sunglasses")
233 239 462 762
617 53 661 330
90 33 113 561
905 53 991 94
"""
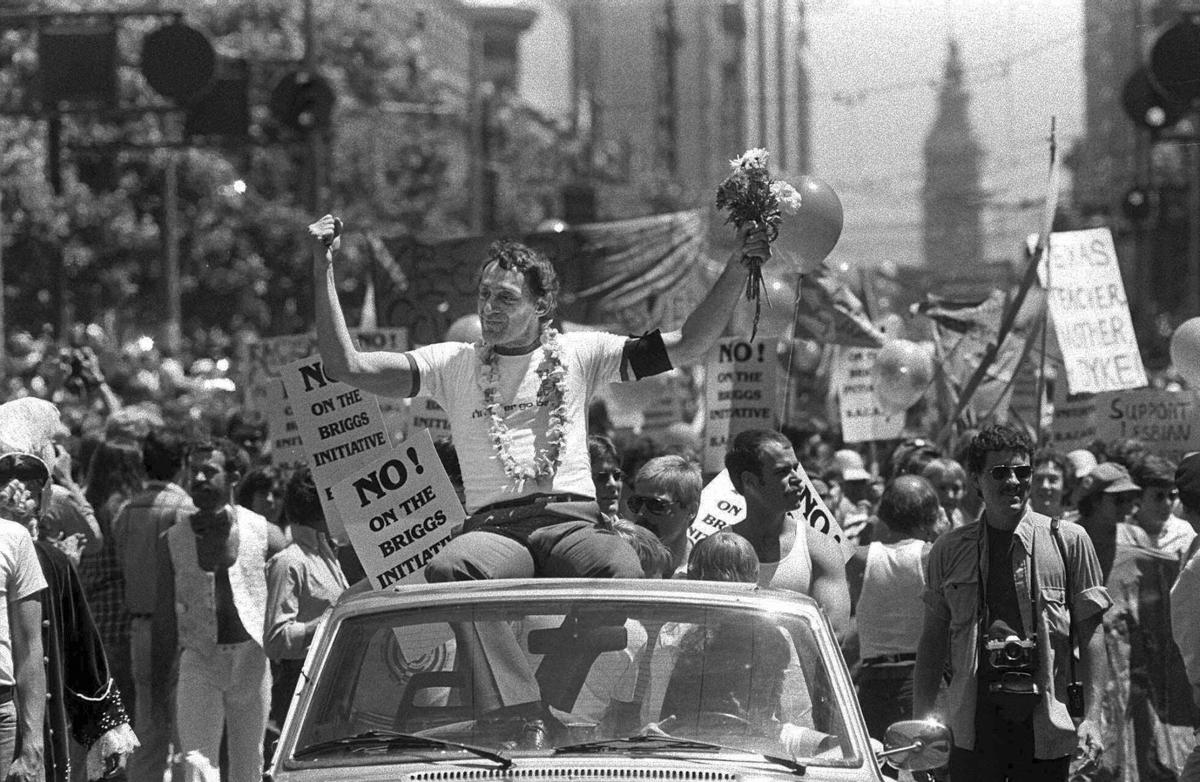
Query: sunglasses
628 495 677 515
592 470 624 483
0 453 50 485
987 464 1033 482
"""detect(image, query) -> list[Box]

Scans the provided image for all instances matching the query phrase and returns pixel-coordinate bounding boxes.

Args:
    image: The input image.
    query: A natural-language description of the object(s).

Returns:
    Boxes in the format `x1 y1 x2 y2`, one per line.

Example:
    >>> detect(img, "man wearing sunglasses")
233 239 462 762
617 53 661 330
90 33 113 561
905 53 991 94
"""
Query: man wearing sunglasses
914 423 1111 782
629 456 701 577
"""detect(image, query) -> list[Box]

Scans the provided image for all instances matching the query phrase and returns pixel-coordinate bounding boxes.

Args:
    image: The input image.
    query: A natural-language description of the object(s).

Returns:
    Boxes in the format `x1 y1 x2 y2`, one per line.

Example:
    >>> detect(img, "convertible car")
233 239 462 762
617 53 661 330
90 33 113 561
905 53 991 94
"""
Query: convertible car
269 578 948 781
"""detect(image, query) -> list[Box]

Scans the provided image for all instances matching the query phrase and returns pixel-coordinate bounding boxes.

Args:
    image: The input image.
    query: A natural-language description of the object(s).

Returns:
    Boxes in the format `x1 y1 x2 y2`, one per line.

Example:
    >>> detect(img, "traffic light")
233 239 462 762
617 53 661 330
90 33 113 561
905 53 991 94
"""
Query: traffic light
184 58 250 140
38 21 117 109
1149 15 1200 103
140 21 217 103
1122 67 1188 130
269 70 335 132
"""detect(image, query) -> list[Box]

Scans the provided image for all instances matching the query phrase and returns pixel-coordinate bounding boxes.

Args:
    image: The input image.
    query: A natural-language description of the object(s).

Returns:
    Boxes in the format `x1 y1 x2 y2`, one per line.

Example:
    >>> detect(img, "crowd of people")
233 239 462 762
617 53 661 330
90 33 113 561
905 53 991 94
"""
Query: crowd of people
0 221 1192 782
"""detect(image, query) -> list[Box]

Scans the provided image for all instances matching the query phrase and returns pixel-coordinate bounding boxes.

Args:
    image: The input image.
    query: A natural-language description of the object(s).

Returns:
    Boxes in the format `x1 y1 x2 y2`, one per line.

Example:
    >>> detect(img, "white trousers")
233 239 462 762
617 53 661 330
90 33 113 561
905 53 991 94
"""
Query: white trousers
175 642 270 782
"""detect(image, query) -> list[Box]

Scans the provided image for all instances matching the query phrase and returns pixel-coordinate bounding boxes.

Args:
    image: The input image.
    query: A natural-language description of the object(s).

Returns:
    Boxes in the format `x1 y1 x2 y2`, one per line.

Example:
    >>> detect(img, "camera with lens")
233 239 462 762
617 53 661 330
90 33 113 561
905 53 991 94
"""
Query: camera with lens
983 634 1040 697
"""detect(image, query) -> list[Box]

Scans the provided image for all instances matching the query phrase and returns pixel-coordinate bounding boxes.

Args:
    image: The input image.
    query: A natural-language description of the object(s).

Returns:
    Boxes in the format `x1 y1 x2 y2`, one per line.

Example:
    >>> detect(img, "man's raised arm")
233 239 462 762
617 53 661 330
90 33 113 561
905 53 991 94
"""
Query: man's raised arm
661 227 771 369
309 215 416 398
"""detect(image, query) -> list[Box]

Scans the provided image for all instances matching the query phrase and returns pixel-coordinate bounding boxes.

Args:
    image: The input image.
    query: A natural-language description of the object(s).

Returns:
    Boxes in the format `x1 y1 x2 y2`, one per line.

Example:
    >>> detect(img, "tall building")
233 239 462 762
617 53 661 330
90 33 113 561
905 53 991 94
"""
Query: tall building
1069 0 1192 366
922 40 985 274
568 0 812 221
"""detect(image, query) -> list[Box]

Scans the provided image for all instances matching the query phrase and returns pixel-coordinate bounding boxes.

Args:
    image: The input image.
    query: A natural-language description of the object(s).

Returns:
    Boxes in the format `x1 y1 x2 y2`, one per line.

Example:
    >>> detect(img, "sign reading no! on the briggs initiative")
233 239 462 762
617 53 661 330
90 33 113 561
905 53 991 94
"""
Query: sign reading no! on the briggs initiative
331 429 466 590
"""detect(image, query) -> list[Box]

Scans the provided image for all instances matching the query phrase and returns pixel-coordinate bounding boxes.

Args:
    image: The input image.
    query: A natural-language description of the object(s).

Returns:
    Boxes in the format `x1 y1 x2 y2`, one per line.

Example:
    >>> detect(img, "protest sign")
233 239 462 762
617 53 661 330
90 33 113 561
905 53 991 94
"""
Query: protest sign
1093 388 1200 463
686 466 848 558
703 337 778 473
262 379 306 474
407 397 453 443
330 430 466 590
1039 228 1146 393
1049 379 1097 454
834 347 904 443
239 328 408 411
279 356 394 542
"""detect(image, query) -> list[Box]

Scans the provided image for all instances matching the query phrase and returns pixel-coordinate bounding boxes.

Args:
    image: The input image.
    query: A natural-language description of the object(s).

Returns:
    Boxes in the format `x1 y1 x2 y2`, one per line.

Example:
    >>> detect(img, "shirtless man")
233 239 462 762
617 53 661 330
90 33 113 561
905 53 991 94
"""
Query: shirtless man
724 429 850 638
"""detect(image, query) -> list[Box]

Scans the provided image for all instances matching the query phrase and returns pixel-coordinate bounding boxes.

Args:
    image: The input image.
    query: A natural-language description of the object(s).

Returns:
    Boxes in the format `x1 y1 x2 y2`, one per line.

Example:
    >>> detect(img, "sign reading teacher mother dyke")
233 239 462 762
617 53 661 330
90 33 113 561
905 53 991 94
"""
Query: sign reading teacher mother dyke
279 357 393 542
331 430 466 590
1039 228 1147 394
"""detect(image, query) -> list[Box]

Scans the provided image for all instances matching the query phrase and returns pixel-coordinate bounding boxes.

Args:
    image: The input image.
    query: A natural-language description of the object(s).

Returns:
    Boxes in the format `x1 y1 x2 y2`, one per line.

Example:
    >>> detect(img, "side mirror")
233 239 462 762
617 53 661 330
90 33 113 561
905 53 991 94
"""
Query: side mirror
876 720 952 771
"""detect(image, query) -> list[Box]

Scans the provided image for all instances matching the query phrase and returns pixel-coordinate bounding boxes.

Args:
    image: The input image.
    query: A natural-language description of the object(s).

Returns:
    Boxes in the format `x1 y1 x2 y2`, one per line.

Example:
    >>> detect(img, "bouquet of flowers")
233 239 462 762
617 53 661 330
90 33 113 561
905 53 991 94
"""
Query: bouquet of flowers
715 148 803 338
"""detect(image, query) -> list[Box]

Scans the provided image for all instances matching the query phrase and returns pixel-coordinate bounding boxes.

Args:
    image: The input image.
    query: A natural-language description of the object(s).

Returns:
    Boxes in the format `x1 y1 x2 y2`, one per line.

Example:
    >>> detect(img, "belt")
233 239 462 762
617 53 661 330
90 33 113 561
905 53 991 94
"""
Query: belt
475 493 592 515
0 685 12 705
861 653 917 667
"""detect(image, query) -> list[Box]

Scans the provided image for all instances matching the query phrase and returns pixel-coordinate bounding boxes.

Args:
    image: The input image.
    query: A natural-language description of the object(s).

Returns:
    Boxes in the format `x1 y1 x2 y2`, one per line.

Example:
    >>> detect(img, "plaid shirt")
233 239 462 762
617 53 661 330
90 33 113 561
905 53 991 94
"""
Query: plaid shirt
77 496 131 649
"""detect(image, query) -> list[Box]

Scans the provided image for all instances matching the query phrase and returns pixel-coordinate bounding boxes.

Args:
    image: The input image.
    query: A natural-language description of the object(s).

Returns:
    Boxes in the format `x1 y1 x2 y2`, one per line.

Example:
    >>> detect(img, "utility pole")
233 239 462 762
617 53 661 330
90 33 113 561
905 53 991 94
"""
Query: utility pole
163 152 181 353
303 0 322 214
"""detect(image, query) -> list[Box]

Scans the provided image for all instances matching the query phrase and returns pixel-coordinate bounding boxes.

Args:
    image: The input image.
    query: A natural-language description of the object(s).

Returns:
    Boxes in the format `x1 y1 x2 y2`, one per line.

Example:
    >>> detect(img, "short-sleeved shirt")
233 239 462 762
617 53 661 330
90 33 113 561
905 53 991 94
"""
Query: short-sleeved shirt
0 520 48 686
408 332 627 513
922 511 1111 758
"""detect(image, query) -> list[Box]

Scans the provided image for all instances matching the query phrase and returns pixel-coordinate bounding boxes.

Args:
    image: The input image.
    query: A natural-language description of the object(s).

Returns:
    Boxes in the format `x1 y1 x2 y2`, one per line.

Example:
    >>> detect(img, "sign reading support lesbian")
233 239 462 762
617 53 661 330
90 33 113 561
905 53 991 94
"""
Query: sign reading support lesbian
280 357 393 542
331 429 466 589
1093 388 1200 463
703 337 778 473
1039 228 1147 393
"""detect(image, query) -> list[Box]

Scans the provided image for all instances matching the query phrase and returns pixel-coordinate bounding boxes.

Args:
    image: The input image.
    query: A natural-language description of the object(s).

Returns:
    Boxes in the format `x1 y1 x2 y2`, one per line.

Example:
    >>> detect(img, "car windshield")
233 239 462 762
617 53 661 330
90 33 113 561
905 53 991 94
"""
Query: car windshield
289 595 861 768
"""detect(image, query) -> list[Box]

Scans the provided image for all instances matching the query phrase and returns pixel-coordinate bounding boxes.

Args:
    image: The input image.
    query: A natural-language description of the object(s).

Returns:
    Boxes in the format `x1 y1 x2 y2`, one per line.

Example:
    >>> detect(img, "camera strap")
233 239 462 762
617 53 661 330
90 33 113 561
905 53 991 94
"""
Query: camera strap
1050 517 1078 686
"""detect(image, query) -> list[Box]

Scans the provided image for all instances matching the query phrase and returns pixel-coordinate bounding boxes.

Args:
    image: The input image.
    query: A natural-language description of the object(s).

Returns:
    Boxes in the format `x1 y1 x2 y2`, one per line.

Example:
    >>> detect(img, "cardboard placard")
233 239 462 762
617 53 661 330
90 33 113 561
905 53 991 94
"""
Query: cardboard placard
407 397 453 442
262 379 306 475
686 467 847 555
1039 228 1147 393
1050 380 1097 455
330 430 466 589
702 338 778 473
279 357 394 542
834 347 905 443
1093 388 1200 463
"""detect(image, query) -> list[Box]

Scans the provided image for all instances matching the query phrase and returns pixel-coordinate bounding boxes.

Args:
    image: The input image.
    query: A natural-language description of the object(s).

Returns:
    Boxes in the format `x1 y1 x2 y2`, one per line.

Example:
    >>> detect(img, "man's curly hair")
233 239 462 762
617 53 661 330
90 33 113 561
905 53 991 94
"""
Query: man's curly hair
963 423 1034 477
479 240 560 322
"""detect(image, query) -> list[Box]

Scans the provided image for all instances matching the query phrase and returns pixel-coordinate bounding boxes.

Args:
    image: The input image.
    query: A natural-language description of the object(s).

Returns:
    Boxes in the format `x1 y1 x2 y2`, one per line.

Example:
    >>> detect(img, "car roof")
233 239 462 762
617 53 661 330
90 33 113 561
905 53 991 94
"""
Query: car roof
332 577 822 619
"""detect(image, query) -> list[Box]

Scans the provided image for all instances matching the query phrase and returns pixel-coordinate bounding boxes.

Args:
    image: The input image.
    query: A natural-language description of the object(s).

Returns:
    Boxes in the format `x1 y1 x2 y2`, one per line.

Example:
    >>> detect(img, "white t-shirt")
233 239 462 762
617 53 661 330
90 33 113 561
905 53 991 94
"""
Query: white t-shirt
409 332 627 513
0 522 47 687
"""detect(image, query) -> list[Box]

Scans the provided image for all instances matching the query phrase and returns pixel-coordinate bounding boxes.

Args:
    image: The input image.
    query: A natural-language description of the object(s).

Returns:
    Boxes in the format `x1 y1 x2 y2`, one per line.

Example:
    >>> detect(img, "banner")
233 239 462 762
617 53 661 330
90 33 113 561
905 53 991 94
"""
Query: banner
792 269 886 348
279 357 394 542
330 430 466 590
1093 388 1200 463
702 337 778 473
1039 228 1146 394
834 347 904 443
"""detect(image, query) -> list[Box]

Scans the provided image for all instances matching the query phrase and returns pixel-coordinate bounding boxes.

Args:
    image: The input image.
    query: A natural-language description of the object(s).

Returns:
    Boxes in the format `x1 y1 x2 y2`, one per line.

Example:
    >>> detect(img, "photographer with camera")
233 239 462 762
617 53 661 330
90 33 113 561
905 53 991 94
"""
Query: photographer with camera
914 424 1111 782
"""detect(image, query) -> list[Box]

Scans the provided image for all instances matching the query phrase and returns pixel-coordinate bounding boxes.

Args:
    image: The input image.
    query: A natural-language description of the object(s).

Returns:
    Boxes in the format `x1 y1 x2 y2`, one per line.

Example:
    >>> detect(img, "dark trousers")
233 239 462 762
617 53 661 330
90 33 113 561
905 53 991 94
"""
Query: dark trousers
949 701 1071 782
424 506 642 712
857 664 915 740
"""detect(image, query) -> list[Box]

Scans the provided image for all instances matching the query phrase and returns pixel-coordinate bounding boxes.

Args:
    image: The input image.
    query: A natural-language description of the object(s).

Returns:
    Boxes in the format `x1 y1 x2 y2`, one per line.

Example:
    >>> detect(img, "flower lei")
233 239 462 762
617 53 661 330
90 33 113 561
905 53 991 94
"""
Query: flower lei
477 326 569 491
715 148 802 339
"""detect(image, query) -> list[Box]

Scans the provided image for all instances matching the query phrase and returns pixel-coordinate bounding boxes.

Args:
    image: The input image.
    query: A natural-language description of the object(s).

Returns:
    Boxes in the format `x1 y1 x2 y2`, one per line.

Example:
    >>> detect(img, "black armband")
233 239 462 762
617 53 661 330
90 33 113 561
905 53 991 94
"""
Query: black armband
621 329 673 380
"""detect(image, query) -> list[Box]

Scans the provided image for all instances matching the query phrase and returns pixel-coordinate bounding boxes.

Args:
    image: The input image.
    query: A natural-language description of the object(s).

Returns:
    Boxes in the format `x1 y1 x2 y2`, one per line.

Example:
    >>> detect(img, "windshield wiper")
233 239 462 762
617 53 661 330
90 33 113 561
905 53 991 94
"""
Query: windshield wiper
294 730 512 768
555 735 806 775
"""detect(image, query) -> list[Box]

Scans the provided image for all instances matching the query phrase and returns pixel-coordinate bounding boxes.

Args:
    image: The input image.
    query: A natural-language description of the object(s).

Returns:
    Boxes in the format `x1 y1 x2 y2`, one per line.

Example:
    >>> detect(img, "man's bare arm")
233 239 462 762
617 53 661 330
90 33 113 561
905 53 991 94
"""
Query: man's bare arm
913 606 949 720
806 525 850 640
309 215 416 398
661 228 770 368
9 594 45 782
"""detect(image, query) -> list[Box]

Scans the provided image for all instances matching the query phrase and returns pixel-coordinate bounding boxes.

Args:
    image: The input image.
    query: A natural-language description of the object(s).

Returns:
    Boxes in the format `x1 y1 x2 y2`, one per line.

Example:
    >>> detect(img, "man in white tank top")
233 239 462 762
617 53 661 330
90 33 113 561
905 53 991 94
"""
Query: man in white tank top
724 430 850 639
845 475 939 742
